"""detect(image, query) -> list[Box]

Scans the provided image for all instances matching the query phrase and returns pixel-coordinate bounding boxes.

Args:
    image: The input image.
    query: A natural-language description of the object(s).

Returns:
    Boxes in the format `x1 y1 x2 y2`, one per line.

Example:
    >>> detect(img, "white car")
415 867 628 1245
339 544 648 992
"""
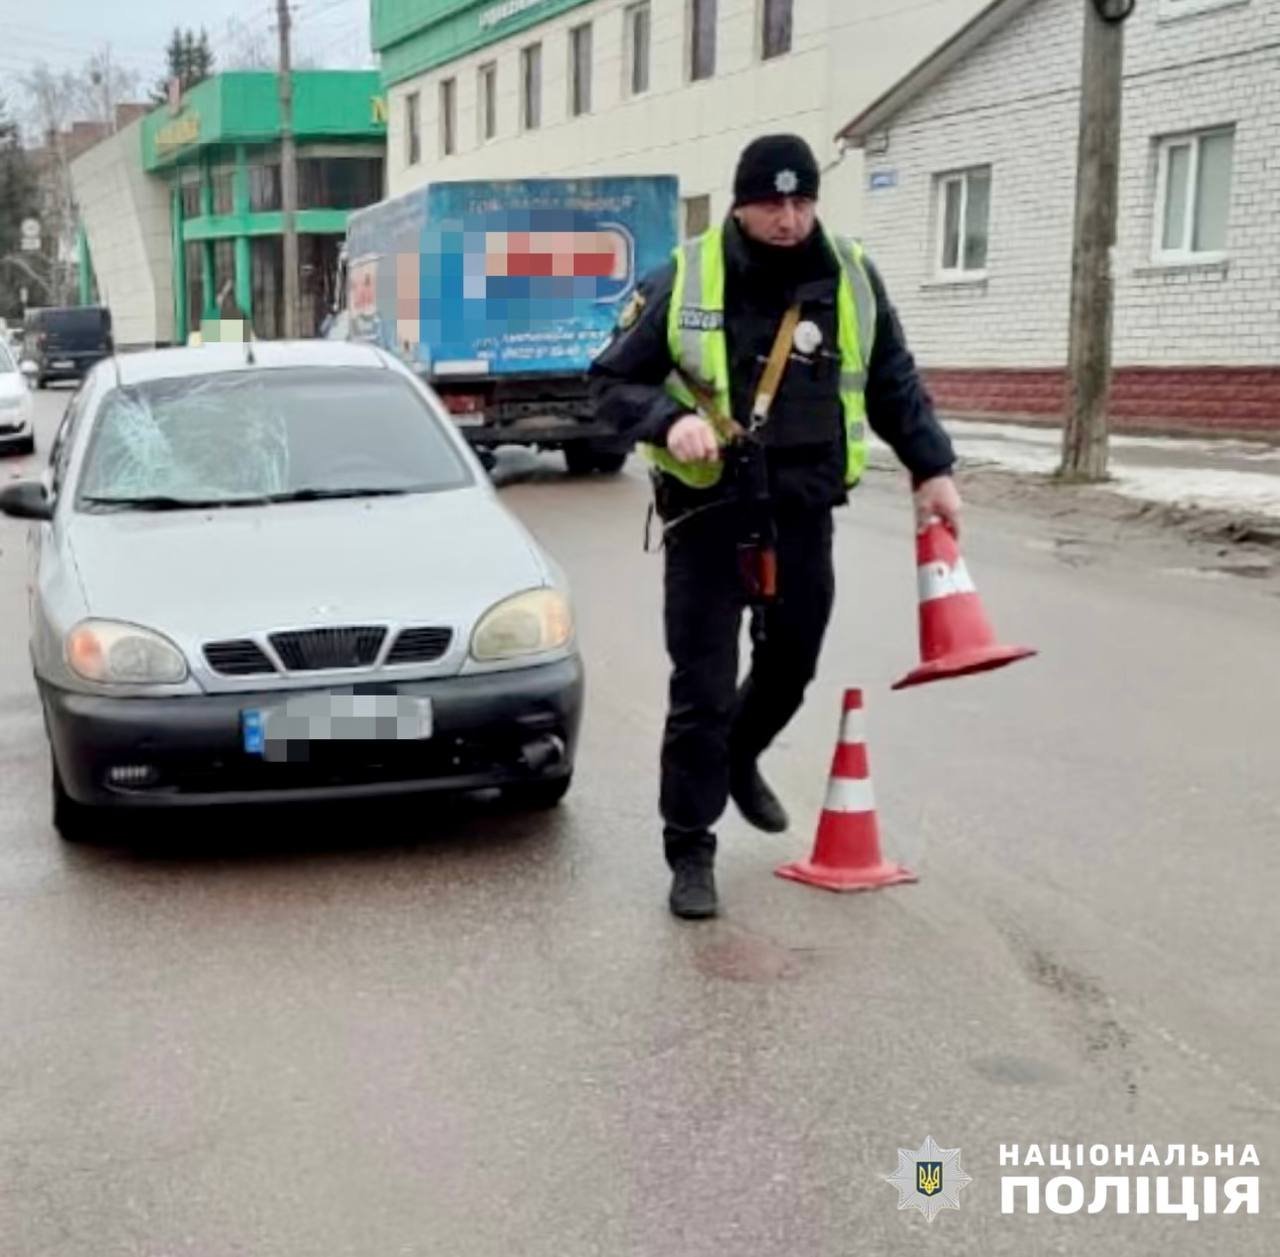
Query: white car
0 340 583 841
0 337 35 456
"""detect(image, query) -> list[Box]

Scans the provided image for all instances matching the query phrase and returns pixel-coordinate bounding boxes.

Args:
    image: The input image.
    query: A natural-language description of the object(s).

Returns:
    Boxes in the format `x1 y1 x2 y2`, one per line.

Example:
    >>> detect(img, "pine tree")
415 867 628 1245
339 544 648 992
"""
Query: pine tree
193 29 215 84
151 27 215 105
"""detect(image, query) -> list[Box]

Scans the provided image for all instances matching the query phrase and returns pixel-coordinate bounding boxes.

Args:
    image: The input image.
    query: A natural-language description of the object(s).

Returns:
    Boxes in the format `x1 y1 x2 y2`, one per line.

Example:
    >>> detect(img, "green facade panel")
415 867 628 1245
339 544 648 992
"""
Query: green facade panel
373 0 593 87
182 210 352 242
142 71 386 170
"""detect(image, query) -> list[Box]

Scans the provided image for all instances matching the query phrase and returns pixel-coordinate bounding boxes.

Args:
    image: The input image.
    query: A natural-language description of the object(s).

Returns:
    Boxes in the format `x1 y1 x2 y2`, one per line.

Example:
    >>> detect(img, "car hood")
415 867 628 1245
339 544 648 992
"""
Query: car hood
65 487 549 648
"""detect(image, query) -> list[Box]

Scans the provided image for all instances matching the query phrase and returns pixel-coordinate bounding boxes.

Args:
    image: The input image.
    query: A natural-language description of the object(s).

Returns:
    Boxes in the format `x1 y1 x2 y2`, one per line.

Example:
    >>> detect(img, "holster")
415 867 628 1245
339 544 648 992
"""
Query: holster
724 438 778 606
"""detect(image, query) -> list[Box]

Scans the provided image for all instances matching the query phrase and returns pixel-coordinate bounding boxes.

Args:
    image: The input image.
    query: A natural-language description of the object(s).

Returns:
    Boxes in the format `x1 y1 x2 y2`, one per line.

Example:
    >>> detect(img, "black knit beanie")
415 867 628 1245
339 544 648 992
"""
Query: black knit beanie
733 134 821 206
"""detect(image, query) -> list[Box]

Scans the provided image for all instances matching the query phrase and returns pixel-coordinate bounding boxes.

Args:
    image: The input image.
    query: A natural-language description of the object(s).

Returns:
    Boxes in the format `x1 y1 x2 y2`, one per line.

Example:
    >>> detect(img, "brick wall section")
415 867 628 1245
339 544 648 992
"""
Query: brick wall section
861 0 1280 386
925 367 1280 434
861 0 1083 366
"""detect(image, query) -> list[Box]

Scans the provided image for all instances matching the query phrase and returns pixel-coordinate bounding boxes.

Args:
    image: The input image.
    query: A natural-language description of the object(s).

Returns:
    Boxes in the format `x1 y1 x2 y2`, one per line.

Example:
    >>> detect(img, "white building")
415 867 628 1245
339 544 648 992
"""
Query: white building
841 0 1280 433
374 0 990 238
69 116 175 349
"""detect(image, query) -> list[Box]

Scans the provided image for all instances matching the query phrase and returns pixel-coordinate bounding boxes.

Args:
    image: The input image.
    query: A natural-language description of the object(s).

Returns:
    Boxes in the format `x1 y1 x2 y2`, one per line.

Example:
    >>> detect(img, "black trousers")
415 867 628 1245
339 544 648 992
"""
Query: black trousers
661 504 836 865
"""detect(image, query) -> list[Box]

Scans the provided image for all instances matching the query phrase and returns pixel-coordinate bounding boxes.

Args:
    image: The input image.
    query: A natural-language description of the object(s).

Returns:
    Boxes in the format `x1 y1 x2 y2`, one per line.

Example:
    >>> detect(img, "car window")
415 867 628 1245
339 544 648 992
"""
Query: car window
0 340 14 372
49 384 90 495
75 366 474 508
43 308 108 336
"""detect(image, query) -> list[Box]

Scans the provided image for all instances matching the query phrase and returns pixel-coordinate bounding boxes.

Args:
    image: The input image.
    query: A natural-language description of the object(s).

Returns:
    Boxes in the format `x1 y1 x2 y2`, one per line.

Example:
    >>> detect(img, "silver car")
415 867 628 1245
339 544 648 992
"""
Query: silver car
0 341 583 841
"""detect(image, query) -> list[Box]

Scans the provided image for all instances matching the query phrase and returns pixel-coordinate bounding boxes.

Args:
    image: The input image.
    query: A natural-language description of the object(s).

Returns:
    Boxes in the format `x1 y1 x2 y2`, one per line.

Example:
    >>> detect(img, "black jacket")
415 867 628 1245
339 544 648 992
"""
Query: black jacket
588 219 955 511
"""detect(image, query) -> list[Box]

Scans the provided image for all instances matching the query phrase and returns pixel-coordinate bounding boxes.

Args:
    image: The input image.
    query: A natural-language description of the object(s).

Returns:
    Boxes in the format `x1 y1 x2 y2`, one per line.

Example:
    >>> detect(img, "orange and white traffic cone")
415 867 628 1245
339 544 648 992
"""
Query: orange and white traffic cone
893 519 1036 690
775 689 916 893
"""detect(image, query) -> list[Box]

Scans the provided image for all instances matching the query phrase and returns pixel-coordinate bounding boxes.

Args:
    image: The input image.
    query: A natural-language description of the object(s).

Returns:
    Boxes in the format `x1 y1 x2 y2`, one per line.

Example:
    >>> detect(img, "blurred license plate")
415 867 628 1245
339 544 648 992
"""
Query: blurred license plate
52 359 73 368
242 694 433 758
451 414 486 428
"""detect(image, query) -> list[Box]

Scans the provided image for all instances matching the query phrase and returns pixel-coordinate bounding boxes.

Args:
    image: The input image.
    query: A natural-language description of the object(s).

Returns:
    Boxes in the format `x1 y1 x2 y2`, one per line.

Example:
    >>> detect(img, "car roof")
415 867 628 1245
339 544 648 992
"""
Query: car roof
112 339 393 387
28 305 108 317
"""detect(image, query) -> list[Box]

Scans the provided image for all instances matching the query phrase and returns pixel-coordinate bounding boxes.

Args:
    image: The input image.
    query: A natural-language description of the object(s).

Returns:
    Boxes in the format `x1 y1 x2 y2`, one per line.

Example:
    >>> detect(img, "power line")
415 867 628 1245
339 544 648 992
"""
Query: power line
4 21 159 57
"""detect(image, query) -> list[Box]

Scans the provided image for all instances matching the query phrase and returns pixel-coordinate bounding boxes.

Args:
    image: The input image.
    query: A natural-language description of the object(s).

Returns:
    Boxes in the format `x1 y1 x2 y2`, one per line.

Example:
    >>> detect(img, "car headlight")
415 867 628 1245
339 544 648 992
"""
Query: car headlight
66 620 189 685
0 395 23 411
470 589 573 662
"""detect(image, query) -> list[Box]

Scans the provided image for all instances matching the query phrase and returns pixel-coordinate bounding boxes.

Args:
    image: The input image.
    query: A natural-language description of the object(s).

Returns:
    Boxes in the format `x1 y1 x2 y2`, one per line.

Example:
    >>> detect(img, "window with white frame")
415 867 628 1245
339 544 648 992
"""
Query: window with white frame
1154 128 1234 261
521 43 542 131
405 92 421 166
569 23 593 116
683 195 711 239
439 78 457 157
625 3 651 97
934 167 991 277
478 62 498 142
762 0 793 60
690 0 717 82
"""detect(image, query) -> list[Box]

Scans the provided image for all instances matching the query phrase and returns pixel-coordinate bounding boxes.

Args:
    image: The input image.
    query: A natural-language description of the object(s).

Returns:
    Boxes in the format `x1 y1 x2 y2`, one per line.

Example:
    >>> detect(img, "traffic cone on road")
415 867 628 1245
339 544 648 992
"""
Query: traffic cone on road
893 519 1036 690
775 689 916 893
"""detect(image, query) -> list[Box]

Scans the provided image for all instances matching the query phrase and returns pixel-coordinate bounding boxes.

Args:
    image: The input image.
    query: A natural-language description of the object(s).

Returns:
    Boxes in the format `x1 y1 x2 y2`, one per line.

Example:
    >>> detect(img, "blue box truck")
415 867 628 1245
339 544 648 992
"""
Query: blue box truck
338 175 679 474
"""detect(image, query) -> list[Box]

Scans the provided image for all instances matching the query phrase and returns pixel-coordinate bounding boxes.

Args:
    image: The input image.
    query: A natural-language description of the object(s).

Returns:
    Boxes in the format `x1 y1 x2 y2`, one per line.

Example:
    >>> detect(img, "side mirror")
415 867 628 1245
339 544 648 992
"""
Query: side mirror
0 481 53 522
20 360 38 382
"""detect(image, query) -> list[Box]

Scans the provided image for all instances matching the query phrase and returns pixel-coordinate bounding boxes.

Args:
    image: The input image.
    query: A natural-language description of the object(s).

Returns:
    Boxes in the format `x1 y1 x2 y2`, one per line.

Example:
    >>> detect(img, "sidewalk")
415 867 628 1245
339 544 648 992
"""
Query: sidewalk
921 419 1280 519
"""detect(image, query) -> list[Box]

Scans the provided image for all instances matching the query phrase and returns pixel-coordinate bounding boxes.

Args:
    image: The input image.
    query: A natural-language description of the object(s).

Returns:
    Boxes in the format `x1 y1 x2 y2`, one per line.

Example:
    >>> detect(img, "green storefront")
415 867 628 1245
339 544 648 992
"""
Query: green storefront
142 71 387 343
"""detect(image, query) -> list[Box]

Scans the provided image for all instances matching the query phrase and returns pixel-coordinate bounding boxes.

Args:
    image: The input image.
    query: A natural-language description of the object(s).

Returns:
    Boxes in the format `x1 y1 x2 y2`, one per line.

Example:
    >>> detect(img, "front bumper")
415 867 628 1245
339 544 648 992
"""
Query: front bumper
39 354 103 380
0 415 32 447
41 657 584 808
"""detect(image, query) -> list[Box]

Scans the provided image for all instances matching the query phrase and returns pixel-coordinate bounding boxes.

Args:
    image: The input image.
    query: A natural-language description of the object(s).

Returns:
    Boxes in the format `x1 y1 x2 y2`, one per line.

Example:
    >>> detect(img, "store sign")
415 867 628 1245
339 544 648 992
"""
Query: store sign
155 112 200 153
479 0 550 30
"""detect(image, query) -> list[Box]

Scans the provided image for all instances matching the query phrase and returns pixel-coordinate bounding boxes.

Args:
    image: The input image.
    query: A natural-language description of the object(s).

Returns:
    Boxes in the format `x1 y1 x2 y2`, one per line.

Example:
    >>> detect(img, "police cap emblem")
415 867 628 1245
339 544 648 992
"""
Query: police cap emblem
775 168 800 195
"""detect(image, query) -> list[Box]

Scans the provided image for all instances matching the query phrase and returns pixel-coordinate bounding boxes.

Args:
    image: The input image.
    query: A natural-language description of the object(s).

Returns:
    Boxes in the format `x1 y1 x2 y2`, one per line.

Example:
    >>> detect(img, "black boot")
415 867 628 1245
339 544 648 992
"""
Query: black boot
729 760 789 833
669 856 719 920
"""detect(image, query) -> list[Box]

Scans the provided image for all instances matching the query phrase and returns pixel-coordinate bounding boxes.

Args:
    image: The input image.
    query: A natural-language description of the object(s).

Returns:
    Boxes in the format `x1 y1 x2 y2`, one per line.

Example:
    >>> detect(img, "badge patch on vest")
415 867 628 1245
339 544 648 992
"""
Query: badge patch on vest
793 320 824 355
678 308 724 332
617 290 646 330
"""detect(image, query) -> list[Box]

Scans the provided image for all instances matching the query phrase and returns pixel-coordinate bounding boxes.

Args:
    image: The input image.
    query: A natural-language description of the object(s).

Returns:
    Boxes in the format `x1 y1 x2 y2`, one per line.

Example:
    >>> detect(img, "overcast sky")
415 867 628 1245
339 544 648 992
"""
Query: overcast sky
2 0 374 101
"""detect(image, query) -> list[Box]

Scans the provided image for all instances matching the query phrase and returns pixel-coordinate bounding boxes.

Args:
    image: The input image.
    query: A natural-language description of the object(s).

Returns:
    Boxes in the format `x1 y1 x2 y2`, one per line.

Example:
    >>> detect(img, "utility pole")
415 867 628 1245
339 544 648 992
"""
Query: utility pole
1059 0 1134 482
277 0 299 338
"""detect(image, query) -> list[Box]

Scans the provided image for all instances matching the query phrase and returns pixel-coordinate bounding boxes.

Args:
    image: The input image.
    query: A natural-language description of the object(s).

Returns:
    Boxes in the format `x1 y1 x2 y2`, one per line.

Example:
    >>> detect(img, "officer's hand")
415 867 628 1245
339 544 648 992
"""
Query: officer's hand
914 475 963 537
667 415 720 463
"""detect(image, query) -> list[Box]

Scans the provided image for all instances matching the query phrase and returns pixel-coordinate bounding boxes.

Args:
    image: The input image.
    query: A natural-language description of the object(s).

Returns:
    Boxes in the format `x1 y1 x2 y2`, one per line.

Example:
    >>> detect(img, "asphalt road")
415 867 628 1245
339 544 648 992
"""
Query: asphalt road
2 386 1276 1255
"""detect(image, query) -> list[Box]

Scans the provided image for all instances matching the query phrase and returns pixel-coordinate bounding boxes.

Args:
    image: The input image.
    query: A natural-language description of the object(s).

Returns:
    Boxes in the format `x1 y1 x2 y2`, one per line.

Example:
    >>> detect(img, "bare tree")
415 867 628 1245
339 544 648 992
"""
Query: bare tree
16 47 143 308
219 15 276 70
20 64 80 306
78 46 142 131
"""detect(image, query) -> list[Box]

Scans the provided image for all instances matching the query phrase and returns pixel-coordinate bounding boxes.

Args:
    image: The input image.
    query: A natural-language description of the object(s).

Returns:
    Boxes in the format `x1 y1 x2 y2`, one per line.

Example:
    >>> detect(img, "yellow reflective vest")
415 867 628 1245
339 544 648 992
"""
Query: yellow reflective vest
642 226 877 489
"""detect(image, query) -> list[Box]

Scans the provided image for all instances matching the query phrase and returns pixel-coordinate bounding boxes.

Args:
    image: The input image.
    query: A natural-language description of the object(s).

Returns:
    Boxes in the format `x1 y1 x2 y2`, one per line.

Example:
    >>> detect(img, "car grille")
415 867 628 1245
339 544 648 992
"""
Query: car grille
385 627 453 665
268 626 387 672
205 640 276 676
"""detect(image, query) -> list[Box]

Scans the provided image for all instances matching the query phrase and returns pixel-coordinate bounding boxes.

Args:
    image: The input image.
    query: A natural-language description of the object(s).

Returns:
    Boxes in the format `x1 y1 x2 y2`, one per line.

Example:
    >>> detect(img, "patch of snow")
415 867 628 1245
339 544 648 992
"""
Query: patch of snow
1105 468 1280 518
876 420 1280 518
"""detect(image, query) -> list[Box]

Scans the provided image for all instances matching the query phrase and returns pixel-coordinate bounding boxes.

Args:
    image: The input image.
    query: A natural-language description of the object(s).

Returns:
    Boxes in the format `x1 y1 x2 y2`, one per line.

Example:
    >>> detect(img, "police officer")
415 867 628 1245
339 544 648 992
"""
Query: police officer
589 135 961 920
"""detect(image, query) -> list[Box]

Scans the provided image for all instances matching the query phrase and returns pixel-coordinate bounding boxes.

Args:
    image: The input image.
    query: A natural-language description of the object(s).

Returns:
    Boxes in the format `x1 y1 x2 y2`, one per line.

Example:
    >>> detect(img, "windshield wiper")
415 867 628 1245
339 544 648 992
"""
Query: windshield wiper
261 487 418 502
81 487 417 512
81 494 241 512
